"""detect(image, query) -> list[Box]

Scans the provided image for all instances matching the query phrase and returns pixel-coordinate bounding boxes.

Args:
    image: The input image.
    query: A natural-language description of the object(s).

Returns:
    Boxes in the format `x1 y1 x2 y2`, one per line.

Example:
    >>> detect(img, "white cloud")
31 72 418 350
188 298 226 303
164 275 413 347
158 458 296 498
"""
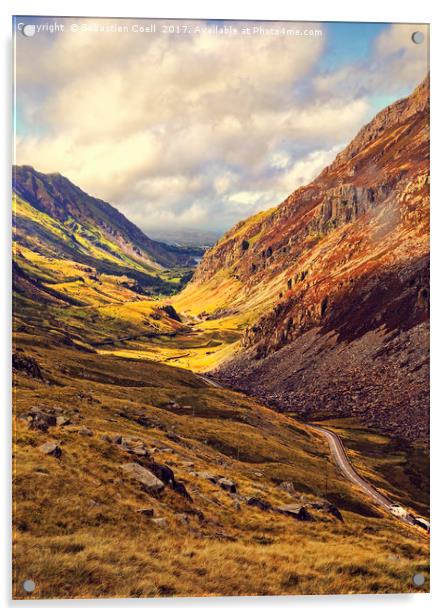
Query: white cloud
15 20 428 236
279 146 342 191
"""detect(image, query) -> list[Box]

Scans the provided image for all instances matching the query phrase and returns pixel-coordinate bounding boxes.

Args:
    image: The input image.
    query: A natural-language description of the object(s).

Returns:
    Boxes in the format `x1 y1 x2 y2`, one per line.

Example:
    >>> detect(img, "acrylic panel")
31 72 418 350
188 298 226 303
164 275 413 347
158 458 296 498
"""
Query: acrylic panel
12 17 429 599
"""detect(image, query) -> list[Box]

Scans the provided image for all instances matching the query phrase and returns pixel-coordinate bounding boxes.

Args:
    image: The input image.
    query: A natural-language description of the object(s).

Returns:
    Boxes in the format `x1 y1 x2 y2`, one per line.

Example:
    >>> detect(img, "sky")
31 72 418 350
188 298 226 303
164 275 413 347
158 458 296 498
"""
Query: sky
14 18 429 237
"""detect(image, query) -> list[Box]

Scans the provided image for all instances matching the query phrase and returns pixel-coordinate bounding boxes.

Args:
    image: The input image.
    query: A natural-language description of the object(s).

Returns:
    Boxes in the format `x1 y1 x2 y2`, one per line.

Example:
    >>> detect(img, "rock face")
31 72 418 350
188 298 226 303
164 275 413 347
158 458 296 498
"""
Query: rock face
187 76 429 442
121 463 165 494
159 305 182 323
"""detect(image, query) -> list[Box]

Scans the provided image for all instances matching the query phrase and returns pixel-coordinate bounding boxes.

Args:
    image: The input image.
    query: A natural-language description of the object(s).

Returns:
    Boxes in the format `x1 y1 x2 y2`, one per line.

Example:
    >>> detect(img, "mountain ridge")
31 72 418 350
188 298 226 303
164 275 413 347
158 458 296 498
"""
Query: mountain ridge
13 165 197 273
177 75 429 442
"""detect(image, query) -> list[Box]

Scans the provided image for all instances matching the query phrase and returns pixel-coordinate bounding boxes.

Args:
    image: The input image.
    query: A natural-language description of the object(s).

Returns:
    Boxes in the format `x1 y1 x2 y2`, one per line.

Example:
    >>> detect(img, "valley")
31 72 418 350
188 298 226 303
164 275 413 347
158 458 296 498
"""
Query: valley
12 76 430 599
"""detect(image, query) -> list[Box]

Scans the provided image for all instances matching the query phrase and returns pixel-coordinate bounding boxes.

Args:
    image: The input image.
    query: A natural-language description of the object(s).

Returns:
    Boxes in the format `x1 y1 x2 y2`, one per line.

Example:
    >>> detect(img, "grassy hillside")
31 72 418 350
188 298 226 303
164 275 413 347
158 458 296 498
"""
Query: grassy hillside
13 340 429 599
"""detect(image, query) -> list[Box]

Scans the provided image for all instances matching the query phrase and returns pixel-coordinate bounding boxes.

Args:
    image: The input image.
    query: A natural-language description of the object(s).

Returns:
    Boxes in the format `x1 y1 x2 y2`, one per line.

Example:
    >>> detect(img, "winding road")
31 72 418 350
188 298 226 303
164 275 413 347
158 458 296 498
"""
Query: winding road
307 424 405 511
197 373 429 531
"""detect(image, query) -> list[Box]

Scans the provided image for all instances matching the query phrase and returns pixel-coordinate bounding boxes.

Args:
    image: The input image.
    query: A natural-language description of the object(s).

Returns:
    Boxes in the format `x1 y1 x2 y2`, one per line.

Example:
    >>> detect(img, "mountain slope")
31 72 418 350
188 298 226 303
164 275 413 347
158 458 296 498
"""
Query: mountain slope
13 165 197 275
12 166 201 346
177 76 430 442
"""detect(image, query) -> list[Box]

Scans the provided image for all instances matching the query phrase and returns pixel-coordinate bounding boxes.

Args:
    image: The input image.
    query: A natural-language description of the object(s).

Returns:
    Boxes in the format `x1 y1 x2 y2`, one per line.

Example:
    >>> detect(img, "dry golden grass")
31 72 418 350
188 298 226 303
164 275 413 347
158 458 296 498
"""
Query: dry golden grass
12 341 429 599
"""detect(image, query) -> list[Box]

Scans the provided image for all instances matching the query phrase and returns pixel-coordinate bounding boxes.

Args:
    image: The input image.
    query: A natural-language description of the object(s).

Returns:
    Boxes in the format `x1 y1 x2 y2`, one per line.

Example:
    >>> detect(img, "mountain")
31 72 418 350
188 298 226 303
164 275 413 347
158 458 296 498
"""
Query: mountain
147 227 222 249
178 76 430 442
13 165 197 276
12 165 200 346
12 86 430 599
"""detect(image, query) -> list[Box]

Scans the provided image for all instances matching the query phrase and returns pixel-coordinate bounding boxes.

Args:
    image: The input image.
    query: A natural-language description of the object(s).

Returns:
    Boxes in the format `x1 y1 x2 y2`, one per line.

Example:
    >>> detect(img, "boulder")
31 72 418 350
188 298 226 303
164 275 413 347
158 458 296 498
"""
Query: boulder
175 513 189 525
181 461 195 468
180 508 205 522
217 478 237 494
247 496 272 511
277 504 313 521
26 411 56 432
120 437 148 456
56 416 71 427
12 352 43 379
309 501 344 521
39 442 62 458
122 463 165 494
79 426 94 436
147 461 192 501
197 471 218 484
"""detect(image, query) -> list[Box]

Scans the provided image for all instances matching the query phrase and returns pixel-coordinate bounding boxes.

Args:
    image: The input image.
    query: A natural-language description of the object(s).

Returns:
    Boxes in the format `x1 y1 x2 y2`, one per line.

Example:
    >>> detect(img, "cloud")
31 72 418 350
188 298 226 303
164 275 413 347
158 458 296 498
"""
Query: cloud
15 20 428 235
314 24 429 101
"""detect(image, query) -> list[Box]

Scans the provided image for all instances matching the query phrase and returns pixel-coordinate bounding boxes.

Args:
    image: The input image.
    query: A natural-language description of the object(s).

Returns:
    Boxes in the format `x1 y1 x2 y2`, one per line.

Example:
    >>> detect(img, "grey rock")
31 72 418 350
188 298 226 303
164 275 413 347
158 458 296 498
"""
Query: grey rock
309 501 344 521
197 471 218 483
152 517 168 527
56 416 71 427
120 437 148 455
279 481 295 494
136 508 154 518
27 411 56 432
277 504 313 521
175 513 189 525
79 426 93 436
217 478 237 493
122 463 164 494
247 496 272 511
39 442 62 458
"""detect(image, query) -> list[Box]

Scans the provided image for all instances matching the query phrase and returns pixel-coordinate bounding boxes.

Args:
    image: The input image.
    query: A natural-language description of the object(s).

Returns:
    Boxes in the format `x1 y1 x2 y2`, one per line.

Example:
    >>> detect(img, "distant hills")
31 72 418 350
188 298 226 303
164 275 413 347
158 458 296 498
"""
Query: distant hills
148 228 221 249
179 76 430 442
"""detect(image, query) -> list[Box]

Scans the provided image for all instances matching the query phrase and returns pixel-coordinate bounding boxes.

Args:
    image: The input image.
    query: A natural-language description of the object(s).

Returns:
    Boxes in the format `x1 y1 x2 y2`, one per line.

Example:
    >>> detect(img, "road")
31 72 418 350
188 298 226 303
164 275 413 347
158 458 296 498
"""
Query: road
197 373 428 531
306 424 393 509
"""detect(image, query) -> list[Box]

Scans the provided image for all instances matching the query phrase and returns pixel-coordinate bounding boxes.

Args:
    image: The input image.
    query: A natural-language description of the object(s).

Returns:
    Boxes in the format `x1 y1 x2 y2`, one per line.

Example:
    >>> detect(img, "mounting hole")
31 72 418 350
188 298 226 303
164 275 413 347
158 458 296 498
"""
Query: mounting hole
23 579 35 593
22 24 36 37
411 31 424 45
412 573 425 587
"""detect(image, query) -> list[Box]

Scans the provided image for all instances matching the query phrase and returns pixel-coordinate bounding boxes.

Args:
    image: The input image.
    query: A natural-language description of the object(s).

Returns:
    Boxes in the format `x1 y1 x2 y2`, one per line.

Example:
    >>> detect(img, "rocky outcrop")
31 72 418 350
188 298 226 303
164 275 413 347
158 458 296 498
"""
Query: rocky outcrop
197 76 429 442
159 305 182 323
13 352 43 380
25 410 57 432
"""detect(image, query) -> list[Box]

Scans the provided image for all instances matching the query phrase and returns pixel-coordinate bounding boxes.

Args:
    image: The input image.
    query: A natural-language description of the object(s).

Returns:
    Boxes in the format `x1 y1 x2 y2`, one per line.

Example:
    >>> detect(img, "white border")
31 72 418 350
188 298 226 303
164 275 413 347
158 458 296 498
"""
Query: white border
2 1 446 614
